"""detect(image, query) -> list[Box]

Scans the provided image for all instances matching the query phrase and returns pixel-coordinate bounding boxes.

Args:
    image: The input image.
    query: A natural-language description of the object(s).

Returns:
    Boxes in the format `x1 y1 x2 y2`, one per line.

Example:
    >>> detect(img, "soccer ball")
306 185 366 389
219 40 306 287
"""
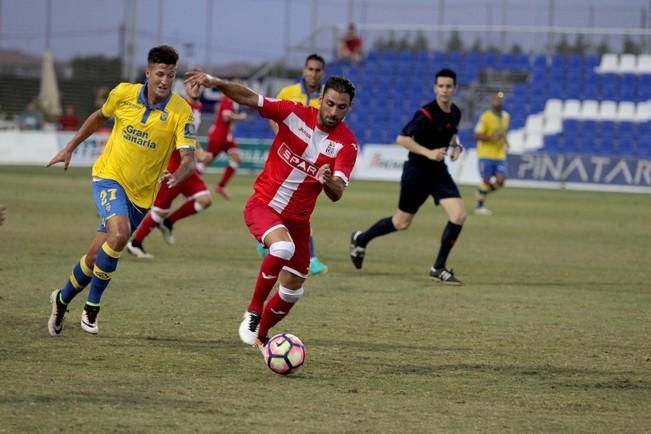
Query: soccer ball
263 333 305 375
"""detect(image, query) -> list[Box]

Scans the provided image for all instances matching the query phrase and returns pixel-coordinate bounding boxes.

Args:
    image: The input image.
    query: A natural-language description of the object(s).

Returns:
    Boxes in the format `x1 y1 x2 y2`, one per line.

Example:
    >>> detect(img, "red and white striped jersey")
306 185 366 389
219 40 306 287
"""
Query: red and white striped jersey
253 96 358 222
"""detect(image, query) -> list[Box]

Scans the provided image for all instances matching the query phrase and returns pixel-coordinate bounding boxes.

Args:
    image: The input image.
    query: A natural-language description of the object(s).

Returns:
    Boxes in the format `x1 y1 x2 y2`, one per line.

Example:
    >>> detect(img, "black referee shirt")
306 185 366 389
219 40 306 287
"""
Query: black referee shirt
400 99 461 168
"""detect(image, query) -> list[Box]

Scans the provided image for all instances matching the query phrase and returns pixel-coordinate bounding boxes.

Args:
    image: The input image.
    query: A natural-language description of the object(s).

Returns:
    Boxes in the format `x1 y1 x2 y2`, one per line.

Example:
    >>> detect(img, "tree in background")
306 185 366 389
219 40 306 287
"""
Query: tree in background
412 31 429 51
446 30 464 52
622 36 642 55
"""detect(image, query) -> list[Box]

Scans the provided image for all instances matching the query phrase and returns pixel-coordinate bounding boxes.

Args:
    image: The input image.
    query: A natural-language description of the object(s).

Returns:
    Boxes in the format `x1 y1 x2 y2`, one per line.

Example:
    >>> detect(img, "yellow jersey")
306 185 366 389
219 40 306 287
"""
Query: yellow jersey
276 81 322 108
92 82 197 208
474 109 510 160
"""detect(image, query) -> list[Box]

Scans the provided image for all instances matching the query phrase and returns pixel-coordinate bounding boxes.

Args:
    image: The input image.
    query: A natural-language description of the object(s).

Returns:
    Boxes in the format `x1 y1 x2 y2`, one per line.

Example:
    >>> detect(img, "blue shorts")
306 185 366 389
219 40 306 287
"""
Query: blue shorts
92 178 148 233
478 158 507 180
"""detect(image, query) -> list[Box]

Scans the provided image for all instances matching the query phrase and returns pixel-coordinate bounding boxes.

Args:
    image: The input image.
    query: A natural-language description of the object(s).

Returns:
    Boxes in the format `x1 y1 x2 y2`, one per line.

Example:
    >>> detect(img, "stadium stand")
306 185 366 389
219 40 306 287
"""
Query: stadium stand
234 50 650 158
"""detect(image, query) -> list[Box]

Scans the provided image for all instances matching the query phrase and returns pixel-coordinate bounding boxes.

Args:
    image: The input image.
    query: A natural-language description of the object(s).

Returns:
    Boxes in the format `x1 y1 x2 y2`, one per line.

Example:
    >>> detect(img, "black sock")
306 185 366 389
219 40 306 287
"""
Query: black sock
356 217 396 247
434 221 463 269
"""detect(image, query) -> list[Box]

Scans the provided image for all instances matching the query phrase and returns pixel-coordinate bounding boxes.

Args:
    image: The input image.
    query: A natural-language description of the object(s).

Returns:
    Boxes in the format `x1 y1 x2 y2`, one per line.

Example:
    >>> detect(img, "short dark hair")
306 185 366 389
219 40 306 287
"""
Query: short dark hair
148 45 179 66
305 53 326 68
323 76 356 102
435 68 457 85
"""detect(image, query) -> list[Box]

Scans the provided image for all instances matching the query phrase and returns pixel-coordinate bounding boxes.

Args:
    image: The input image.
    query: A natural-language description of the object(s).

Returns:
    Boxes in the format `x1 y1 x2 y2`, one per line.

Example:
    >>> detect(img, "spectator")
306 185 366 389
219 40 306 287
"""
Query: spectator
57 104 80 131
337 23 363 64
17 102 44 130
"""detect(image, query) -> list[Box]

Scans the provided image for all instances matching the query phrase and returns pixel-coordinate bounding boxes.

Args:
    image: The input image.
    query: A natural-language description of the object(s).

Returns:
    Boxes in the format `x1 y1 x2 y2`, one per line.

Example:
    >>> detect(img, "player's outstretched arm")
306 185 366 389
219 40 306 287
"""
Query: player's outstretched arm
47 109 108 170
185 70 259 109
160 147 196 188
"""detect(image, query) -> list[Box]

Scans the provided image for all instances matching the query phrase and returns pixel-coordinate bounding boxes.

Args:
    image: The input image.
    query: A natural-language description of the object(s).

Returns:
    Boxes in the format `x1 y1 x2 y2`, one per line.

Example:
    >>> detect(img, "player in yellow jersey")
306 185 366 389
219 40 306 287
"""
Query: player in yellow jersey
261 53 329 275
473 91 510 216
46 45 197 336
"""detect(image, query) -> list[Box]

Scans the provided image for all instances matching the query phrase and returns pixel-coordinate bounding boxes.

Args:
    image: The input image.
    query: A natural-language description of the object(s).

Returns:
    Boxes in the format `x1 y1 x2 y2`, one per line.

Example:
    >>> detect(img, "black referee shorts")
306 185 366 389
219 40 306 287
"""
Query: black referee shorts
398 160 461 214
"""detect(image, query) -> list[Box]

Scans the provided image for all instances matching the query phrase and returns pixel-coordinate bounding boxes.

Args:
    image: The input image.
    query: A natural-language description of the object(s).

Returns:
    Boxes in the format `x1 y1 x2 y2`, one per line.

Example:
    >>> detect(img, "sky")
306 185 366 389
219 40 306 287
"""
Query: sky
1 0 650 68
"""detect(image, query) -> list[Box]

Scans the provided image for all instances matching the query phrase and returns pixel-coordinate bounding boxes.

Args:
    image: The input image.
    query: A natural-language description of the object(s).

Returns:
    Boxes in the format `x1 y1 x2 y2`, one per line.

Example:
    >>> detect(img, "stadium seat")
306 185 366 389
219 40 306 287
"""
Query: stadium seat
598 101 618 121
563 119 581 135
596 53 619 73
525 114 545 135
581 120 598 134
637 54 651 73
619 54 637 74
524 132 544 151
543 134 562 152
543 117 563 135
582 81 602 100
635 102 651 122
616 102 636 122
580 100 600 120
619 83 636 101
565 82 582 99
507 130 526 153
544 99 563 120
563 100 582 119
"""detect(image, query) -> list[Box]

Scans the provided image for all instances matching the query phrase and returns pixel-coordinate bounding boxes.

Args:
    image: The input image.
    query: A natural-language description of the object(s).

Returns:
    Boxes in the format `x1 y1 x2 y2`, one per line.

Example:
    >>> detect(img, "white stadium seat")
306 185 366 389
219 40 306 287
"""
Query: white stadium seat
635 101 651 122
637 54 651 74
598 101 618 121
544 99 563 120
619 54 637 74
616 102 636 122
524 132 544 151
507 130 526 154
525 114 544 135
563 99 582 119
596 53 619 73
580 100 600 120
543 117 563 135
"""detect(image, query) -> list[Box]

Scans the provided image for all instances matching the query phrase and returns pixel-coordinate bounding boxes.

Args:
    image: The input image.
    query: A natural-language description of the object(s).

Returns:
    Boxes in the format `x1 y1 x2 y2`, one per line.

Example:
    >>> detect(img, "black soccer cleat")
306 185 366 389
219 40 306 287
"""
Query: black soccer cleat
349 231 366 270
429 267 462 285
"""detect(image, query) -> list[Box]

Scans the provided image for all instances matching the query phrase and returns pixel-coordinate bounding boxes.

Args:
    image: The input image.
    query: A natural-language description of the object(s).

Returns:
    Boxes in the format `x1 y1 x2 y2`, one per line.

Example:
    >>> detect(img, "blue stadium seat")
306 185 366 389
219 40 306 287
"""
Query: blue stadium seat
563 119 581 134
512 53 530 69
565 82 582 99
481 52 499 68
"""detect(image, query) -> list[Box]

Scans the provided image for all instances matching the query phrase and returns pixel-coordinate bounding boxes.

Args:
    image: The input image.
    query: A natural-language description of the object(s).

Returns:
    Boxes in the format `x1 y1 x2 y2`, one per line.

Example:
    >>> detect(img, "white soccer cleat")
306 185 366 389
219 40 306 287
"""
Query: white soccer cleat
48 289 68 337
474 207 493 216
238 311 261 346
81 304 100 335
126 241 154 259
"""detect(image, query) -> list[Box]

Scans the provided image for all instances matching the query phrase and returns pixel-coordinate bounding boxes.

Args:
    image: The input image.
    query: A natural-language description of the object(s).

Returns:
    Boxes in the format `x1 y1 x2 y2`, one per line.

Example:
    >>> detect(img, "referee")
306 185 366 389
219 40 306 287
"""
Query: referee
349 68 466 284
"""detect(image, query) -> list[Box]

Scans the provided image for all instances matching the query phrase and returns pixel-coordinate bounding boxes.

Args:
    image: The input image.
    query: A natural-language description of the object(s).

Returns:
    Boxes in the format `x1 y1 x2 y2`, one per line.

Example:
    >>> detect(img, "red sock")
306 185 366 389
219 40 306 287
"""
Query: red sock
168 200 199 224
259 291 295 338
132 212 158 242
247 254 286 314
219 165 236 187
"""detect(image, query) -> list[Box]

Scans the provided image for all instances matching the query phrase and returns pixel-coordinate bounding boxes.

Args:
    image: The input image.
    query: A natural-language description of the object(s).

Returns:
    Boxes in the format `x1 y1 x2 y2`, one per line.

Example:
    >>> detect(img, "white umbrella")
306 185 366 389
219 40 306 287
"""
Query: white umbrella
38 50 62 118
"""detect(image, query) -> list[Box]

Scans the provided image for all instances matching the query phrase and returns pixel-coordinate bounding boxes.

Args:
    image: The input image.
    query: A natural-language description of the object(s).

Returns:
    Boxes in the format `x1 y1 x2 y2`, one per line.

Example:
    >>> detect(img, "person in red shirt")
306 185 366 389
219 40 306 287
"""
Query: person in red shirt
126 80 213 259
337 23 363 64
57 104 80 131
200 78 248 200
185 69 358 348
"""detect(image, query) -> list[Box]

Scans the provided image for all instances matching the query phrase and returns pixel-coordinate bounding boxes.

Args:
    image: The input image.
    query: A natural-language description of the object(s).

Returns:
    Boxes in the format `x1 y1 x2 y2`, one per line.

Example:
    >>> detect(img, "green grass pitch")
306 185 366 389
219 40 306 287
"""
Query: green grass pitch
0 166 650 432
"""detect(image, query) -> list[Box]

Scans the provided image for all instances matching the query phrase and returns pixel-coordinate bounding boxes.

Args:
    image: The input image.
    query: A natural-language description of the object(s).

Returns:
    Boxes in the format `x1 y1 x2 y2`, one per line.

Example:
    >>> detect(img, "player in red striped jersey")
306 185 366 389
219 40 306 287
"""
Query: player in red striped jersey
185 69 358 347
199 79 248 200
126 80 213 259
